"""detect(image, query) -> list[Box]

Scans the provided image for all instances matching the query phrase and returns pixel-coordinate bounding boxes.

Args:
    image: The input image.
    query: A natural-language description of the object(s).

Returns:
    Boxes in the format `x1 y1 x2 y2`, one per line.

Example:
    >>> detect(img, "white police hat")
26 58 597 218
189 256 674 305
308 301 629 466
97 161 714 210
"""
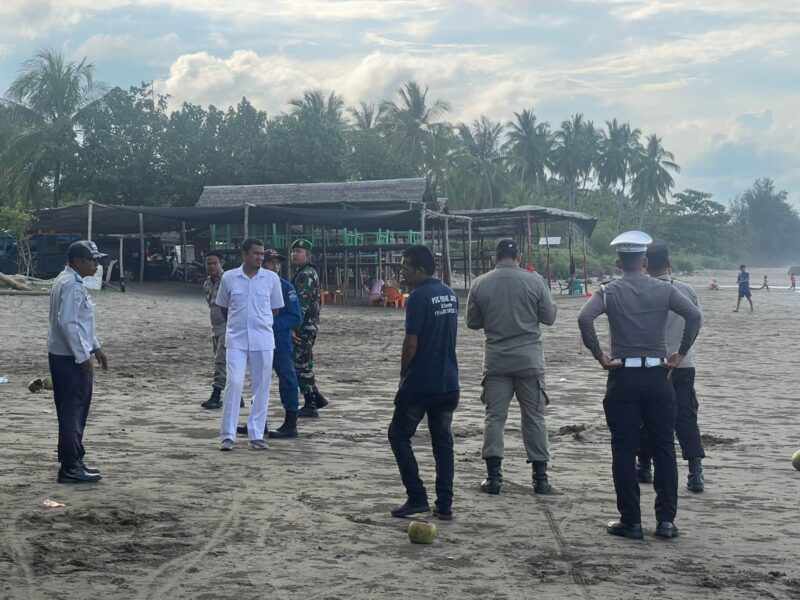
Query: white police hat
609 230 652 254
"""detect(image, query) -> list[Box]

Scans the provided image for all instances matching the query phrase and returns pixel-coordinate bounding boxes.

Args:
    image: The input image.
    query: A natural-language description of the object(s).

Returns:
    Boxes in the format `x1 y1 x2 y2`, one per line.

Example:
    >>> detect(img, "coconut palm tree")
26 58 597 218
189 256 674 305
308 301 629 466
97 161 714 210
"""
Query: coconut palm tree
288 89 345 125
551 114 590 212
1 48 107 207
453 115 506 209
631 134 680 228
380 80 450 173
596 119 643 229
348 101 382 131
504 109 553 201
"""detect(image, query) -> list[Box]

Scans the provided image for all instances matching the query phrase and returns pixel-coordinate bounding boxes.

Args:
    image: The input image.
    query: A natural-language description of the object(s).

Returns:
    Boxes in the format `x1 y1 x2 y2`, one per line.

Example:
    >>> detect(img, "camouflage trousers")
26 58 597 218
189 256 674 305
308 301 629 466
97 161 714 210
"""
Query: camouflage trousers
293 329 317 394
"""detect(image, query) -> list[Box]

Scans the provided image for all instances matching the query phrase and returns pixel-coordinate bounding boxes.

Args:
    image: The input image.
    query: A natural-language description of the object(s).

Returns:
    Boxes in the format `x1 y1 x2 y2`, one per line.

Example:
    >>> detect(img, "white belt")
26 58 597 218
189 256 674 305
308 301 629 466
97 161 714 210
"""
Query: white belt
612 357 665 368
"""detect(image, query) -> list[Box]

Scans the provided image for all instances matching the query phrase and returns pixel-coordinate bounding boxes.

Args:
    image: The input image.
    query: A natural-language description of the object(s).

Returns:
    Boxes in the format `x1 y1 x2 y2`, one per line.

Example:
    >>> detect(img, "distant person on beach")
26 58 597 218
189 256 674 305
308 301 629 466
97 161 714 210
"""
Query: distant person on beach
47 241 109 484
466 239 558 495
734 265 754 312
363 277 385 306
790 273 796 291
388 245 459 520
757 275 769 291
708 278 720 291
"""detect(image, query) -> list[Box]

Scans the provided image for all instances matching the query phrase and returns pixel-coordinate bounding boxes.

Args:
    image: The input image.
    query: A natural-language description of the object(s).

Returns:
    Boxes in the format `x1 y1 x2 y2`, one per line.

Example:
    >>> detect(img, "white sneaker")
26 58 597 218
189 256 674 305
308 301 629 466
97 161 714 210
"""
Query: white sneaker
249 439 269 450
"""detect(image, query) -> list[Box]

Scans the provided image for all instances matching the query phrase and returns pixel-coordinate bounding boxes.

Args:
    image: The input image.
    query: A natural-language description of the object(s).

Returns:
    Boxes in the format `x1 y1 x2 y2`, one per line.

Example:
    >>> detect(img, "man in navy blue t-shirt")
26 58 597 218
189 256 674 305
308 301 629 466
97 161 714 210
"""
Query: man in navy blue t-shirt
388 245 459 520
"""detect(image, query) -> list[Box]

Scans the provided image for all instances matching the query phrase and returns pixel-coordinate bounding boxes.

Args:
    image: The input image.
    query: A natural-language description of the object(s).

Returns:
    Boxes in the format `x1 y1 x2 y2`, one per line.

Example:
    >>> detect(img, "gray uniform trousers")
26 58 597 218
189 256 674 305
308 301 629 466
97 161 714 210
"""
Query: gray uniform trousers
212 332 227 390
481 368 549 462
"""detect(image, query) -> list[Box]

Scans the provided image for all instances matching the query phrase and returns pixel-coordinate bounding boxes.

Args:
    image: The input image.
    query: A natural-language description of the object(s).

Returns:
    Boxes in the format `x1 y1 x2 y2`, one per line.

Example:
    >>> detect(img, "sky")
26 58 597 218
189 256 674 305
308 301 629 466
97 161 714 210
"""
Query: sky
2 0 799 206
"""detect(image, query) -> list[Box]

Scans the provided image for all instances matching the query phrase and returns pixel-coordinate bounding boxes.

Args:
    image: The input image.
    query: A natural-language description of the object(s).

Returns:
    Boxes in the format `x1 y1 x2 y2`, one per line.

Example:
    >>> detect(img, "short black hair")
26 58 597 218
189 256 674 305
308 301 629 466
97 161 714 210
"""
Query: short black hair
646 243 669 271
619 252 646 271
205 252 223 261
241 237 265 253
402 245 436 276
495 238 519 260
740 264 746 269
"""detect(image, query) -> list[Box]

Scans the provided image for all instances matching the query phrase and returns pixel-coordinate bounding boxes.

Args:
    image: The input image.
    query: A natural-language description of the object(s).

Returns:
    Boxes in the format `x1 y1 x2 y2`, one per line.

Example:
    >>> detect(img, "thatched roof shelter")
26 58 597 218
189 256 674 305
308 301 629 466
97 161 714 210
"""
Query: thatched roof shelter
197 177 434 210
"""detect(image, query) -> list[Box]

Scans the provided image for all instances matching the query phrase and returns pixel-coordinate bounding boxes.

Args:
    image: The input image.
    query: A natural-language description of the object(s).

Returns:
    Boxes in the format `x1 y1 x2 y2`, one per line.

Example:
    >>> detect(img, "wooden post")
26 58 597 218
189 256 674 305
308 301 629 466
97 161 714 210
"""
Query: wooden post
244 204 250 239
420 208 426 246
87 200 94 240
467 219 473 289
139 212 145 283
118 237 124 282
443 215 451 286
526 211 533 267
583 235 589 295
181 220 187 282
544 220 551 289
343 249 349 301
322 226 328 289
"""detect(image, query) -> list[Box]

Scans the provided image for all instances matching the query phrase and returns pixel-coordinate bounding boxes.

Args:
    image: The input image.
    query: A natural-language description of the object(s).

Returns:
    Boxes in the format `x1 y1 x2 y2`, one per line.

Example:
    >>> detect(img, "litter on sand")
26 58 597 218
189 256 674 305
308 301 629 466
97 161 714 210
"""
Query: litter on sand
42 499 66 508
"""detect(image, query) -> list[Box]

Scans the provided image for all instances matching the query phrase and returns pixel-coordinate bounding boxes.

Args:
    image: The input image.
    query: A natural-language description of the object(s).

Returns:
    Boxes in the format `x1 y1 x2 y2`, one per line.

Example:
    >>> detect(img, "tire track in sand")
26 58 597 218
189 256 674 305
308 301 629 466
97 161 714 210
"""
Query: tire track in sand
542 503 592 600
135 493 244 600
2 509 41 600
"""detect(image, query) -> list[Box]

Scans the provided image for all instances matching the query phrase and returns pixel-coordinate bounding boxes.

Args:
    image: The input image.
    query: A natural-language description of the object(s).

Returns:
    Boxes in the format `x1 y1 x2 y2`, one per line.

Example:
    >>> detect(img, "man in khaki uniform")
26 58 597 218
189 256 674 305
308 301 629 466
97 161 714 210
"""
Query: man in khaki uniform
466 239 558 494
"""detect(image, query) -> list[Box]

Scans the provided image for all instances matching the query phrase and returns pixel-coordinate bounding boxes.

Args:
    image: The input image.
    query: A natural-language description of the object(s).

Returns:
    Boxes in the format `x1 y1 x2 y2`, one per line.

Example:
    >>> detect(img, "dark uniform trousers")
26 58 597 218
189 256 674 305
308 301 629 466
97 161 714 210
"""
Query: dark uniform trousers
603 367 678 524
639 367 705 461
388 390 459 511
293 329 317 394
274 347 300 412
49 353 93 469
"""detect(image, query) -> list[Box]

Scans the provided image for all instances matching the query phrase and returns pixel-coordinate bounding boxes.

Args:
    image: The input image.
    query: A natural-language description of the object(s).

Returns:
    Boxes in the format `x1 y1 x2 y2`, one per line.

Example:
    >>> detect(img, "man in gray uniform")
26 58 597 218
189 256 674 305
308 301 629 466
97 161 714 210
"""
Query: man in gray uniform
578 231 702 540
637 243 706 492
201 252 227 409
48 241 109 484
466 239 558 494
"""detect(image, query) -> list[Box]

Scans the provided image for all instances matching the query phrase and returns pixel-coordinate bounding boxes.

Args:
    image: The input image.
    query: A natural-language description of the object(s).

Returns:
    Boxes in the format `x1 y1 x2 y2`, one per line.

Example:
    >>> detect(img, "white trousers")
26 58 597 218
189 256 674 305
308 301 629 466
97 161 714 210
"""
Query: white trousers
220 348 273 442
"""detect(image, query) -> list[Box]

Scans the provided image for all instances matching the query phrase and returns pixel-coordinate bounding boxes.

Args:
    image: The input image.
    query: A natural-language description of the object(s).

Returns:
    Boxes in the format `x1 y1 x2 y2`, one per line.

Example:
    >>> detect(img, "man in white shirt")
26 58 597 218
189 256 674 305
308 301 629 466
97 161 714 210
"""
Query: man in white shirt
215 238 284 450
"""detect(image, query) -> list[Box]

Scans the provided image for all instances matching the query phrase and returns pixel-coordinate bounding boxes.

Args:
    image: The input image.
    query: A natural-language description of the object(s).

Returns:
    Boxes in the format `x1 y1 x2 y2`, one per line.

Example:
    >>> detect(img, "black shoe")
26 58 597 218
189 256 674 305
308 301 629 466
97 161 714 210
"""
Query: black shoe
480 457 503 494
390 499 430 518
298 392 319 418
655 521 679 538
240 397 245 408
313 386 329 409
606 521 644 539
236 425 248 436
58 466 102 484
433 506 453 521
532 460 552 494
268 411 299 438
687 458 704 492
201 387 223 409
637 467 654 484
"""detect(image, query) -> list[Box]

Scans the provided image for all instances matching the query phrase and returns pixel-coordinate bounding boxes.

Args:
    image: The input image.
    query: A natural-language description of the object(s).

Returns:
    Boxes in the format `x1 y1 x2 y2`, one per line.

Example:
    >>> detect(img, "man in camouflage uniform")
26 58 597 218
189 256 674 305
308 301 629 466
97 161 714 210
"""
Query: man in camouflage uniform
291 239 329 418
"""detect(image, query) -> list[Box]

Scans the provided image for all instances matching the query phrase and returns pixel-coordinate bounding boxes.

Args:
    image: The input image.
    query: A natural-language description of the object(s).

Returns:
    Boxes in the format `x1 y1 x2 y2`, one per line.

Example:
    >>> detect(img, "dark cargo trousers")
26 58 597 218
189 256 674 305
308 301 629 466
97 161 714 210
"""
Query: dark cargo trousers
48 353 94 470
603 368 678 525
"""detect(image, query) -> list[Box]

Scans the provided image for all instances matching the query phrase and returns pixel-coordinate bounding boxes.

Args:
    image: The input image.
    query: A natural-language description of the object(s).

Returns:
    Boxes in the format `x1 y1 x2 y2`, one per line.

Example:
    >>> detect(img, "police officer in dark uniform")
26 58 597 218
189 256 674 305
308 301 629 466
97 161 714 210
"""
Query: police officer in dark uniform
578 231 702 539
47 241 109 484
290 239 329 417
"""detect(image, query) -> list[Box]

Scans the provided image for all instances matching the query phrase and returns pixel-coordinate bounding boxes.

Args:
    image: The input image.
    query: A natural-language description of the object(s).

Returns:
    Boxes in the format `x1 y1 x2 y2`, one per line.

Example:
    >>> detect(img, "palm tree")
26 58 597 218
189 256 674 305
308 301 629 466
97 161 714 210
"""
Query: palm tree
551 114 589 212
288 89 345 125
504 109 553 202
380 80 450 173
596 119 643 229
348 101 382 131
631 134 680 228
454 115 506 208
1 48 107 207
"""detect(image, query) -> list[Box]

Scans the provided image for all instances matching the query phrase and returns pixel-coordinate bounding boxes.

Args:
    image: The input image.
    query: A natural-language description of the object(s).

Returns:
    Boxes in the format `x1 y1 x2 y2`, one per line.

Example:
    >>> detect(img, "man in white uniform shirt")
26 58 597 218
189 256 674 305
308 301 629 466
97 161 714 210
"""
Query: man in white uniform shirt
215 238 284 450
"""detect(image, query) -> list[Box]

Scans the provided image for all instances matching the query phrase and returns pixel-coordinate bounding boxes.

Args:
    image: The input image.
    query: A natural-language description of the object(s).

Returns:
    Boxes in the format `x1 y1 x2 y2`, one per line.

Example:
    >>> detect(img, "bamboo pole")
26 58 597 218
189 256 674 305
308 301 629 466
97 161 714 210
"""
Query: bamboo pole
544 220 551 289
139 212 145 282
118 237 124 282
87 200 94 240
181 221 187 282
467 220 473 288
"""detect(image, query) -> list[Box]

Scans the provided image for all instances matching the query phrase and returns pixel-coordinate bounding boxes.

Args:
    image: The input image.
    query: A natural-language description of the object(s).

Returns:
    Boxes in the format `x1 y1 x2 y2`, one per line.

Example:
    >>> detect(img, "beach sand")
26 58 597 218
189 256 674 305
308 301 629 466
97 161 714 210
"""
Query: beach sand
0 268 798 600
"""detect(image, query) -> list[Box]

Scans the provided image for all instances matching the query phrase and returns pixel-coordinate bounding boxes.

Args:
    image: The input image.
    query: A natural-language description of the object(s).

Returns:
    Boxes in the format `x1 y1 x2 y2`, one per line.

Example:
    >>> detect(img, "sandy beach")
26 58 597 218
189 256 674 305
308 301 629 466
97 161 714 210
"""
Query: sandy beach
1 268 798 600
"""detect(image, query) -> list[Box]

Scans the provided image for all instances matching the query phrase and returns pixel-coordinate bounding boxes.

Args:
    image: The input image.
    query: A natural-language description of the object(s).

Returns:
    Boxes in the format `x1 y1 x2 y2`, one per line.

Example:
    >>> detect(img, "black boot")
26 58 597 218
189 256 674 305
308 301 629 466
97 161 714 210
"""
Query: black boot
480 457 503 494
687 457 704 492
313 386 329 409
636 456 653 483
532 461 552 494
298 392 319 418
268 411 299 438
201 386 223 409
